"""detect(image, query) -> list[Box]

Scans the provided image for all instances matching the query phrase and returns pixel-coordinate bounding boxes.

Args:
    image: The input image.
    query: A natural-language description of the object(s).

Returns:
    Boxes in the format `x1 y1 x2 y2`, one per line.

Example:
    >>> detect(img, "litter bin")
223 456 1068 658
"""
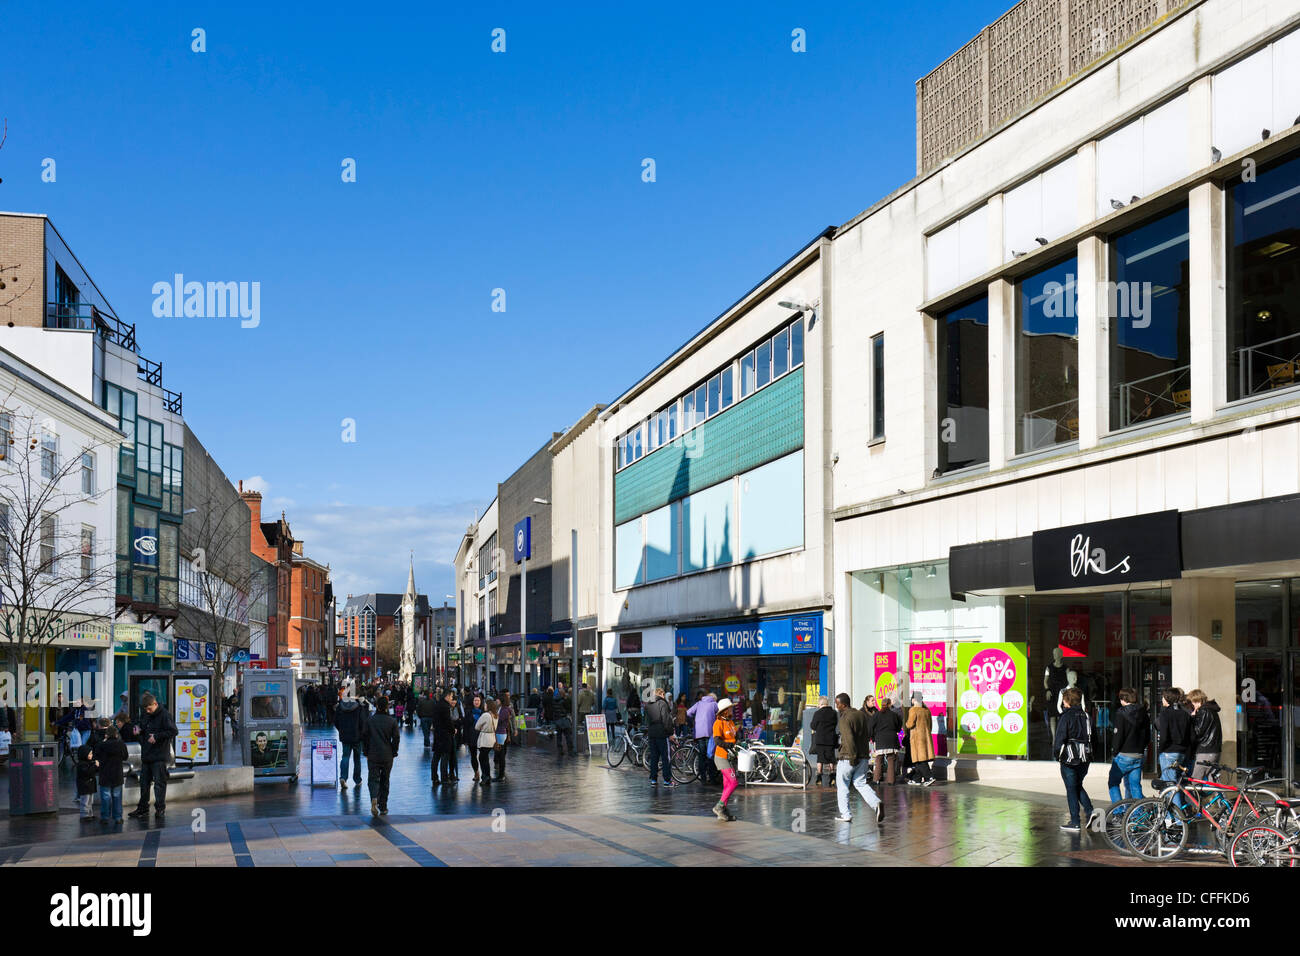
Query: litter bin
8 741 58 815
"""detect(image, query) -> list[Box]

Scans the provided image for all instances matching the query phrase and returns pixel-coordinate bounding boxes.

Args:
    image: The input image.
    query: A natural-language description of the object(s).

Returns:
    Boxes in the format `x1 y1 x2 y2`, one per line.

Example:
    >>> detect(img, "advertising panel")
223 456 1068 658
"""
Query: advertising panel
955 642 1028 756
873 651 898 703
906 641 947 756
174 677 210 764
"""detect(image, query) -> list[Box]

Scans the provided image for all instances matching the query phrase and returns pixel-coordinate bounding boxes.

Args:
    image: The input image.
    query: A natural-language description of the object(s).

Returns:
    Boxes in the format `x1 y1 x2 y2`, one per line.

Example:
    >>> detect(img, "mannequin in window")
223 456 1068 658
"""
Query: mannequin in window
1044 648 1068 737
1057 669 1087 717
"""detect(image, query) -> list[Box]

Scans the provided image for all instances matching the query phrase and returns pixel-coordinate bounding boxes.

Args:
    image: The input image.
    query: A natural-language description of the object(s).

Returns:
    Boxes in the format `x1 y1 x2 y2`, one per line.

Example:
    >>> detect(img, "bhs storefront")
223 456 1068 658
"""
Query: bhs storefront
675 613 827 745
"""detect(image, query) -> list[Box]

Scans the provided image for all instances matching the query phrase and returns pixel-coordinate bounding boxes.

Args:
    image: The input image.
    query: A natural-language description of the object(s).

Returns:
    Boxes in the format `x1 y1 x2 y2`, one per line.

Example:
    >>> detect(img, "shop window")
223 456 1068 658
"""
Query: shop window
1015 256 1079 453
738 450 803 561
1226 151 1300 401
936 295 989 472
1109 204 1191 429
682 480 734 572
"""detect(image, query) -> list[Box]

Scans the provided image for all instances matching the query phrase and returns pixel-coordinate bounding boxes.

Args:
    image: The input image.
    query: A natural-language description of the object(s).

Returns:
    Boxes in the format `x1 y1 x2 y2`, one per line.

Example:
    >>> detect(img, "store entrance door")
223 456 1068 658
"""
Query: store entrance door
1237 652 1285 783
1124 650 1172 771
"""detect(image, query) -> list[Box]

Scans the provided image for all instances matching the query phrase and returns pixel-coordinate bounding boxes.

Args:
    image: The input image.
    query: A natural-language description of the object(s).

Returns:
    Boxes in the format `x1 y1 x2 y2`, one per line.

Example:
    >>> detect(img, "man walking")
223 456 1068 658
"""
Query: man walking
127 692 177 821
334 688 367 789
363 695 399 816
417 692 436 749
644 687 675 787
431 688 457 786
832 692 883 825
686 690 719 784
553 686 575 756
576 682 596 753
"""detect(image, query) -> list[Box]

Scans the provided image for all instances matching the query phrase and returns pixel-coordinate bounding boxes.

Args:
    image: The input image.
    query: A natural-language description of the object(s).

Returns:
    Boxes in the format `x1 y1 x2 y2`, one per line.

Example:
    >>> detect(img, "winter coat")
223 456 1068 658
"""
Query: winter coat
461 703 483 743
905 705 935 762
416 697 436 720
810 706 838 748
1053 706 1093 763
644 697 674 739
474 712 498 749
686 695 718 739
431 699 456 748
333 699 366 745
1111 701 1150 755
363 711 399 763
93 738 129 788
75 744 98 795
576 688 597 716
871 706 904 750
836 707 871 762
1156 703 1192 754
137 706 177 763
1190 701 1223 754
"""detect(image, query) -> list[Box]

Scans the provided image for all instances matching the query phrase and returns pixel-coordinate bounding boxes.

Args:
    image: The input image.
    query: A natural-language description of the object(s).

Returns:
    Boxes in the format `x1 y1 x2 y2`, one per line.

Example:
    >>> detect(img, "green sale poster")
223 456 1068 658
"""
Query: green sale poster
955 642 1028 756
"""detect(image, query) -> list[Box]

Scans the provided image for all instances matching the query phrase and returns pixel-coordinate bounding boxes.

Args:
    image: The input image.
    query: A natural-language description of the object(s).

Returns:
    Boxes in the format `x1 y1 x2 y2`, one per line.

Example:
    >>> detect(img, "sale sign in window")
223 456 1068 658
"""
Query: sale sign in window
907 641 948 757
955 642 1028 756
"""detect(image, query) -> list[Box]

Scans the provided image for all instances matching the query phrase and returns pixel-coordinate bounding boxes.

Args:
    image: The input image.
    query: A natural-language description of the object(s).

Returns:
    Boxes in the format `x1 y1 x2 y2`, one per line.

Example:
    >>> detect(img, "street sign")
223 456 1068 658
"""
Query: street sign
513 517 531 563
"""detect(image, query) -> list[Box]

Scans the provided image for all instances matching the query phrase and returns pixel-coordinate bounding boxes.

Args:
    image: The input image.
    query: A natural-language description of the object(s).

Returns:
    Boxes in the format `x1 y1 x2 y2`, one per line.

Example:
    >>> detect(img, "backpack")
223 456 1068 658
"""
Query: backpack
1060 711 1092 767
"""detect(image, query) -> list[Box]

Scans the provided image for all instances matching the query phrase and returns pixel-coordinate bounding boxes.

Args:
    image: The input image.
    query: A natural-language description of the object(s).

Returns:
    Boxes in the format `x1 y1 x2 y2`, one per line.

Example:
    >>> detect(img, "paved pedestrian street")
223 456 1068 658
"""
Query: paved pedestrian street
0 725 1227 867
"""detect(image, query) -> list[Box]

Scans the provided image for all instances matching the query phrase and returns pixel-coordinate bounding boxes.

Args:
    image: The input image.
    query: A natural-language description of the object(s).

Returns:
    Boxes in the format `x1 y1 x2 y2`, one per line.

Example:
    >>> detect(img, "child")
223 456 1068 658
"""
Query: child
93 719 128 824
74 741 98 818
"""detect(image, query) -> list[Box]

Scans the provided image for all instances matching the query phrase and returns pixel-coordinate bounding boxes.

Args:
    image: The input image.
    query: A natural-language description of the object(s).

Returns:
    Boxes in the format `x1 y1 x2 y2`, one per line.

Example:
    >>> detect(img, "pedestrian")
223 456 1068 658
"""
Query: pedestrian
905 693 936 786
1108 687 1149 802
431 688 457 787
127 692 177 821
57 698 92 750
711 699 740 821
810 696 838 788
1155 687 1192 784
673 693 689 737
870 695 903 785
462 693 485 782
475 700 499 787
687 690 720 784
541 686 556 730
75 739 98 819
576 683 596 751
333 688 367 790
861 695 877 715
553 685 575 755
832 692 884 824
92 718 128 825
495 690 516 780
603 687 620 734
1186 688 1222 781
418 692 436 749
644 687 676 787
626 686 642 730
1054 686 1098 833
362 695 399 816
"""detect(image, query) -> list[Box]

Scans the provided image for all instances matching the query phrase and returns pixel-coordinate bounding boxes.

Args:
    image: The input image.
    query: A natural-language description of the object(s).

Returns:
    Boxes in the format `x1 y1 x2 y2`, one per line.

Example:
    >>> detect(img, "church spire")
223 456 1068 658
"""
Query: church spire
406 554 416 598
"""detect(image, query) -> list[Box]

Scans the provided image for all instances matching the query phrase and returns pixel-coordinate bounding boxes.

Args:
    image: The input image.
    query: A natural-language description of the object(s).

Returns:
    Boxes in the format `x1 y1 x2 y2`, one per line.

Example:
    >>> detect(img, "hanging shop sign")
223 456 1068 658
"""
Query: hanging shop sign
955 642 1028 756
873 651 898 703
907 641 947 756
674 614 823 656
1031 510 1181 591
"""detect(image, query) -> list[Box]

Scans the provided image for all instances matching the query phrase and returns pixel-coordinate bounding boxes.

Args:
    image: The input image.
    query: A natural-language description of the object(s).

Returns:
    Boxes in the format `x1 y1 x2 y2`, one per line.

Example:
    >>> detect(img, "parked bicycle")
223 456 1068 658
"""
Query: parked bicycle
732 732 811 786
1229 780 1300 867
605 724 649 769
668 732 699 784
1123 763 1284 862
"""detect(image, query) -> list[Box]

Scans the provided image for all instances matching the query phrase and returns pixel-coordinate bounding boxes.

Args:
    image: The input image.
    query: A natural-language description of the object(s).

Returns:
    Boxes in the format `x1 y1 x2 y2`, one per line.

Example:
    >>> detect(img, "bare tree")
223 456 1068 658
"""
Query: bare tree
178 488 267 766
376 621 399 676
0 403 116 742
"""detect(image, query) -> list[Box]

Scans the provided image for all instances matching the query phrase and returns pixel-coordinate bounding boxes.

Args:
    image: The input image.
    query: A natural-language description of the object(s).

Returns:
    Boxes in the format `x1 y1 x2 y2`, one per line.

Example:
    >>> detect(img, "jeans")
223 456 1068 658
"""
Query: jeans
494 741 509 778
99 785 123 821
1060 762 1094 825
137 760 169 812
340 741 363 783
695 738 717 783
78 793 94 816
368 758 392 810
1108 754 1145 802
836 759 881 818
646 737 671 782
420 718 432 748
1158 751 1182 783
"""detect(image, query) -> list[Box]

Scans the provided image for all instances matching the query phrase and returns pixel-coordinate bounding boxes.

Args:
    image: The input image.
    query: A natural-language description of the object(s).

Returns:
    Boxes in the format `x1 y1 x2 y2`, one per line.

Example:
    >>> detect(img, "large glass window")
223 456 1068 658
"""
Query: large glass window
615 518 645 589
1227 151 1300 400
644 502 679 582
756 339 772 389
871 334 885 441
937 296 989 472
1016 256 1079 454
1110 205 1191 429
683 480 734 572
738 451 803 560
741 350 756 397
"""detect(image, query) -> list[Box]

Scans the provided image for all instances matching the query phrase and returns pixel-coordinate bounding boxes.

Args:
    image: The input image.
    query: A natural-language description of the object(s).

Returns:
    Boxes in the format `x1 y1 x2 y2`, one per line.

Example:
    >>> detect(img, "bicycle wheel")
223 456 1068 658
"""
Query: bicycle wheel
671 745 698 784
780 748 812 786
629 734 649 768
1230 825 1297 867
1101 800 1138 856
605 732 628 768
1123 798 1190 862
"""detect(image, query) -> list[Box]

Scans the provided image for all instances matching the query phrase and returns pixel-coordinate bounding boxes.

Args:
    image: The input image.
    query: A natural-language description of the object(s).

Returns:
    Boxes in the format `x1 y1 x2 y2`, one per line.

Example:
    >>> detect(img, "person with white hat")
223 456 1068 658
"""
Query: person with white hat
711 699 740 821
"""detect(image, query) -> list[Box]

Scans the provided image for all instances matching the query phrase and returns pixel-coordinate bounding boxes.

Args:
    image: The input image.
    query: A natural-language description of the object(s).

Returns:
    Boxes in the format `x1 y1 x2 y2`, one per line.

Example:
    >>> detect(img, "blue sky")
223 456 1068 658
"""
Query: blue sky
1 0 1011 600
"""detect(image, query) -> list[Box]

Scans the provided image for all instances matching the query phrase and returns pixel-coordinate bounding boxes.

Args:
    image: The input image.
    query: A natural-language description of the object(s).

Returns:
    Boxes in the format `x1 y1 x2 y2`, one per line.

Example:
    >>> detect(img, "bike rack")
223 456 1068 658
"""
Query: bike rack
738 743 810 790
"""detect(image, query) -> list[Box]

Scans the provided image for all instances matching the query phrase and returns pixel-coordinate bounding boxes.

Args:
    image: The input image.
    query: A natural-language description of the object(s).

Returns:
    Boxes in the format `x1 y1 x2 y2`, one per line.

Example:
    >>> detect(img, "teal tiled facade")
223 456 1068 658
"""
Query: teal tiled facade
614 367 804 526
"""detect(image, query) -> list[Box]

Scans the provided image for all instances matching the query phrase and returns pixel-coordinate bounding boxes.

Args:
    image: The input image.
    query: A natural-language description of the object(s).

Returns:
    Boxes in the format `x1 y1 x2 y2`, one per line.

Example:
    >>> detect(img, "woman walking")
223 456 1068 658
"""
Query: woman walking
462 693 485 782
1054 686 1097 833
711 699 740 822
474 700 499 788
905 693 936 786
810 696 838 788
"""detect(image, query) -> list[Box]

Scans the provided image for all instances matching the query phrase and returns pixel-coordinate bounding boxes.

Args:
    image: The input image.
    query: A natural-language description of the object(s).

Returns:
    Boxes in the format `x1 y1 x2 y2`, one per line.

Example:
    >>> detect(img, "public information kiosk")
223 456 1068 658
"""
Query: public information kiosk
240 668 301 783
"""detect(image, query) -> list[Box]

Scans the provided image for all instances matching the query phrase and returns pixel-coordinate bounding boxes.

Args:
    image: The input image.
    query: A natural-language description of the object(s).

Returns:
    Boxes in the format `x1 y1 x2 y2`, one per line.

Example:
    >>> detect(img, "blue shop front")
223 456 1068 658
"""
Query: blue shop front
675 613 827 744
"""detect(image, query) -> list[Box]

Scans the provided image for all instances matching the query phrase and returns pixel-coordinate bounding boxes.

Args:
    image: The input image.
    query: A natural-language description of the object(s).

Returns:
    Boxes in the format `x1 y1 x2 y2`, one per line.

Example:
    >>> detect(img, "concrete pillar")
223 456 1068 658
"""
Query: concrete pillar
1076 235 1107 448
1188 180 1227 422
988 277 1014 469
1171 577 1237 765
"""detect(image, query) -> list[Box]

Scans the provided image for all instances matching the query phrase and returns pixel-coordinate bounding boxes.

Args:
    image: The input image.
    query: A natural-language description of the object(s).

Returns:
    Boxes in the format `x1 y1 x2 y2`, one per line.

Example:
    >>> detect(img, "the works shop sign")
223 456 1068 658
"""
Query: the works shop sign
1031 510 1181 592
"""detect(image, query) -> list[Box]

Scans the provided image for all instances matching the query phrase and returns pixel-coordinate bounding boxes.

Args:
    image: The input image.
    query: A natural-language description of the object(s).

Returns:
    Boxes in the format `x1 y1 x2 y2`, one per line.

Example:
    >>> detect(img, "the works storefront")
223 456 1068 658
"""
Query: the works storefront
674 613 827 744
838 488 1300 791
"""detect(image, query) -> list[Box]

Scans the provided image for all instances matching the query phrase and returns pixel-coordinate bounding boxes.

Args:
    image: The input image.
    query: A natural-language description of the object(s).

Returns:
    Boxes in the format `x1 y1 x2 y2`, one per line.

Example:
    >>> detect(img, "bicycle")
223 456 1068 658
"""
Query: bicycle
1123 763 1283 862
605 724 648 769
668 733 698 784
732 733 811 786
1229 781 1300 867
1099 797 1144 856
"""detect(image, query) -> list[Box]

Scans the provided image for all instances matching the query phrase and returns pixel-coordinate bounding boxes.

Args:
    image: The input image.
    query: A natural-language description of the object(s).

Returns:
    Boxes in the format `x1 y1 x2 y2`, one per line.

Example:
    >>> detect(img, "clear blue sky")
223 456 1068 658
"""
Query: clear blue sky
1 0 1011 600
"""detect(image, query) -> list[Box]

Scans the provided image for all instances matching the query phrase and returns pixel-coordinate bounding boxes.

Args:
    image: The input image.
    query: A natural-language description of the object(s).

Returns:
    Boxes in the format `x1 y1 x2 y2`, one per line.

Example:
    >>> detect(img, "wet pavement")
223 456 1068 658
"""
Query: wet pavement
0 724 1221 866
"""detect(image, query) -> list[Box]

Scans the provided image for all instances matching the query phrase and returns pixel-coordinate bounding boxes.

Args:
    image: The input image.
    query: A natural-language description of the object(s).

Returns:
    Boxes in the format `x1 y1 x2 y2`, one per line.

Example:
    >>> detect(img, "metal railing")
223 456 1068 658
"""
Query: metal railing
1019 395 1079 451
45 301 137 351
1236 330 1300 399
1116 363 1191 428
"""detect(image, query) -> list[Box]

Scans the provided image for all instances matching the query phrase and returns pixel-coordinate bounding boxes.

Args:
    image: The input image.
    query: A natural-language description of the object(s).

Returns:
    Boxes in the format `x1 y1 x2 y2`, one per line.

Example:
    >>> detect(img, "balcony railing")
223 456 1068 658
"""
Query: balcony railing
1236 330 1300 400
45 301 138 351
136 355 183 415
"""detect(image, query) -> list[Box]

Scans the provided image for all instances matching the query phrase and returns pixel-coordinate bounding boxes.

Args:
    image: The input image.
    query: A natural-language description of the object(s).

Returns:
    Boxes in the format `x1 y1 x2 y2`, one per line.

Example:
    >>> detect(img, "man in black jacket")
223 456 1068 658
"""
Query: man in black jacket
1155 687 1192 784
417 693 437 749
363 696 399 815
1187 689 1222 780
127 692 177 820
644 687 675 786
833 693 883 824
430 689 457 786
334 692 367 789
1107 688 1149 802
